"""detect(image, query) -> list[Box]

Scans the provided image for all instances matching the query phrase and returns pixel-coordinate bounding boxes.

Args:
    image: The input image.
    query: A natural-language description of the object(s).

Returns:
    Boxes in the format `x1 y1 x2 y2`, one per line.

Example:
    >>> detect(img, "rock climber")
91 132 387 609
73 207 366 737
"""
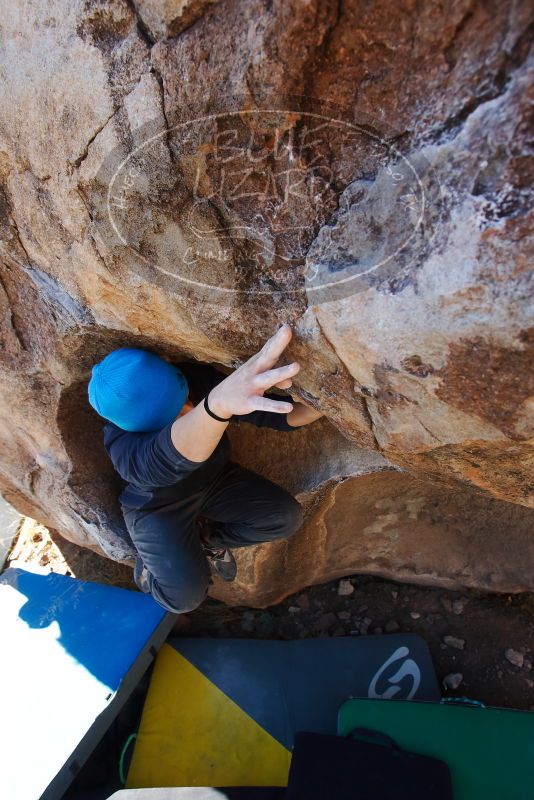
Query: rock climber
87 323 323 614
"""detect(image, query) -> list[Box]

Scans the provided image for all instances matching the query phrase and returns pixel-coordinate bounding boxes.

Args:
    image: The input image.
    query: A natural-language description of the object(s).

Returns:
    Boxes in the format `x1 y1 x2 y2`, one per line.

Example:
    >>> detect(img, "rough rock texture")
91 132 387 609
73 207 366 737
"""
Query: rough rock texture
0 0 532 603
135 0 221 40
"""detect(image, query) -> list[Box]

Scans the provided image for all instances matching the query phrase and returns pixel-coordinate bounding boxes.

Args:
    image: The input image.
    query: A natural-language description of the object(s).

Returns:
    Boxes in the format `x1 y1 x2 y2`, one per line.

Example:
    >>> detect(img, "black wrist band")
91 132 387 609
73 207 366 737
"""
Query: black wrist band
204 393 231 422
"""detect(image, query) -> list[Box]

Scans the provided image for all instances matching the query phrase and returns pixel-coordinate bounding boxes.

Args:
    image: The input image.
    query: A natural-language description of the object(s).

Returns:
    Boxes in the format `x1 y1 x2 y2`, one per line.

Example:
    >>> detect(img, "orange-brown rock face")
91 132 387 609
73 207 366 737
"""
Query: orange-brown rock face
0 0 532 602
224 422 534 606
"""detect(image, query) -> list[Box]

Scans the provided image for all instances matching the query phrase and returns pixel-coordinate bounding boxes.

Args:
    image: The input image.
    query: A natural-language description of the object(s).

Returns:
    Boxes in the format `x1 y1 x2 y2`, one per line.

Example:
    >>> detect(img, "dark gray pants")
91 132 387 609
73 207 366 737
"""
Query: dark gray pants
125 462 303 613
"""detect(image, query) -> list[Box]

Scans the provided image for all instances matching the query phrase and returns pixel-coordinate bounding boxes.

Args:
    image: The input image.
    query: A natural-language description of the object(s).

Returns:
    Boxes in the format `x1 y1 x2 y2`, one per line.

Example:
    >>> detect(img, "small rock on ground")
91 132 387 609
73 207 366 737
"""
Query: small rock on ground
453 599 467 615
443 673 463 690
444 635 465 650
505 648 524 668
338 579 354 596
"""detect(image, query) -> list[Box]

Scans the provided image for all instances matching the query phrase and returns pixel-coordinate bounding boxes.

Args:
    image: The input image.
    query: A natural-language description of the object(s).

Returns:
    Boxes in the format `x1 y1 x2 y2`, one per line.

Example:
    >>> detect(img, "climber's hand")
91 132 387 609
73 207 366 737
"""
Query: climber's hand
171 325 303 463
208 324 299 417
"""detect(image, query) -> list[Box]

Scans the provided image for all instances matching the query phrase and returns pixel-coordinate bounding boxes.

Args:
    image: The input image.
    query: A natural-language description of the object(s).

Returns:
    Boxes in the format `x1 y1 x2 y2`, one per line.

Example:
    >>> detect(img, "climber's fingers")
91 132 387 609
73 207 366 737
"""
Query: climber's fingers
250 323 293 371
253 362 300 391
251 395 294 414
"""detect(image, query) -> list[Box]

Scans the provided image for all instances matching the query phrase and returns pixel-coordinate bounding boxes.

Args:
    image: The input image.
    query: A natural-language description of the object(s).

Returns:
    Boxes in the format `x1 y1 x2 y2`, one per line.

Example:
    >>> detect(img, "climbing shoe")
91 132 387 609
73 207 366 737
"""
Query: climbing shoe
203 545 237 582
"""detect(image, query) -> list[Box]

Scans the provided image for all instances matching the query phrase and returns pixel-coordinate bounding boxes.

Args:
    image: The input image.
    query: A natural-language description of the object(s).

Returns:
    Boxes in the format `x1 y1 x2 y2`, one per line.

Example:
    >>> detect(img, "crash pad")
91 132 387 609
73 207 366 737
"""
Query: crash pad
0 566 175 800
337 698 534 800
127 634 439 789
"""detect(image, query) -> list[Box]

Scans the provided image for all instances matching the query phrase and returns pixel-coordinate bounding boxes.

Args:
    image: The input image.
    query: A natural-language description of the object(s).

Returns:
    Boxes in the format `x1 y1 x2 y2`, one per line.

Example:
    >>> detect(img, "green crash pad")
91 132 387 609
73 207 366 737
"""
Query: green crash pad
338 698 534 800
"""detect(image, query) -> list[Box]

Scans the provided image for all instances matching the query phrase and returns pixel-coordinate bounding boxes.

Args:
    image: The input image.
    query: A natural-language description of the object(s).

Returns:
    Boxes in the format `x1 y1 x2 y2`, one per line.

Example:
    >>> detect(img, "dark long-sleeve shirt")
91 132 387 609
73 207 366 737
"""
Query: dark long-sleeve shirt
103 361 296 512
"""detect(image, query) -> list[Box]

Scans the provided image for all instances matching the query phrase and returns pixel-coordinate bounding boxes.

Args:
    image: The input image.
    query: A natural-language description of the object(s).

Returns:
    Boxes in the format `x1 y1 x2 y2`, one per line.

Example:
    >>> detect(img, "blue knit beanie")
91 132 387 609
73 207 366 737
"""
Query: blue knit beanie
88 348 189 432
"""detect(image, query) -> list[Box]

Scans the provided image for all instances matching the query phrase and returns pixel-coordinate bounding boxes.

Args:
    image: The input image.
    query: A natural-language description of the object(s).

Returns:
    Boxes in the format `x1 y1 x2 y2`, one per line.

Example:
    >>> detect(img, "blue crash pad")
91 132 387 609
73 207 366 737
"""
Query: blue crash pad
0 566 174 800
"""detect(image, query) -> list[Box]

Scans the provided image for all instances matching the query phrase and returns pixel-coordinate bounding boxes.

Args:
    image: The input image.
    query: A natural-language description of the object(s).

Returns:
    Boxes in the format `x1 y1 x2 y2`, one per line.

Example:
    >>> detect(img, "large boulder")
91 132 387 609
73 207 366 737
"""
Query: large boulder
0 0 532 601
